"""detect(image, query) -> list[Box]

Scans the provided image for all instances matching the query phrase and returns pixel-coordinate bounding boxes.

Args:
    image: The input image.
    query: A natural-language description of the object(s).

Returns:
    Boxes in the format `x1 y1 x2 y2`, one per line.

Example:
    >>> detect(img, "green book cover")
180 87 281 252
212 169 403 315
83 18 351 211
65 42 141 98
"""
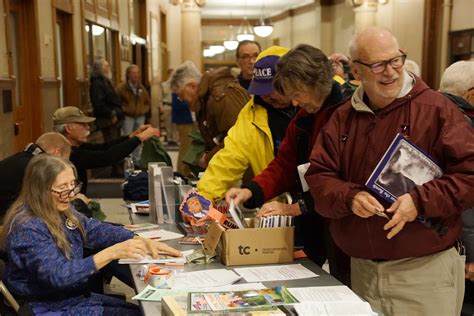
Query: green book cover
187 286 298 313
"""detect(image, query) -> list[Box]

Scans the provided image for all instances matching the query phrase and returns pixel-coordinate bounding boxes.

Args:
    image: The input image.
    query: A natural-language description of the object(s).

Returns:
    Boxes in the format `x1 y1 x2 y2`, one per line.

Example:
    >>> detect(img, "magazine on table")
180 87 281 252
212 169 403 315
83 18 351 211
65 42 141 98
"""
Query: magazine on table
188 286 298 313
130 200 150 215
124 223 160 233
365 133 443 203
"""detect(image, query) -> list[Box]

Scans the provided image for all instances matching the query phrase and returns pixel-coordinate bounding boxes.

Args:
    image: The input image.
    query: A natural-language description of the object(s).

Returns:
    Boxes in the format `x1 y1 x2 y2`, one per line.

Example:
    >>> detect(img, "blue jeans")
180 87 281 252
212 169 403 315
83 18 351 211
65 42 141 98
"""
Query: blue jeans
122 115 145 135
123 115 145 163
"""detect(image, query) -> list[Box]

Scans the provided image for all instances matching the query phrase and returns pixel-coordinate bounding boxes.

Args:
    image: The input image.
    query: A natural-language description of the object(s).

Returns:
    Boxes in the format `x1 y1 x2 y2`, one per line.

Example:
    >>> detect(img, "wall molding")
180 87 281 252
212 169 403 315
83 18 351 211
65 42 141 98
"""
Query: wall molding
39 77 61 88
0 78 15 86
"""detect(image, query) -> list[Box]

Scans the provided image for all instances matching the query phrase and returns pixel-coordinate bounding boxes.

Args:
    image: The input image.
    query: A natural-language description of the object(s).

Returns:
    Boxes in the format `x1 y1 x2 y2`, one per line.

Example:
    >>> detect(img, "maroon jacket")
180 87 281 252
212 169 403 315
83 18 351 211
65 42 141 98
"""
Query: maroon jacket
306 76 474 260
244 83 346 207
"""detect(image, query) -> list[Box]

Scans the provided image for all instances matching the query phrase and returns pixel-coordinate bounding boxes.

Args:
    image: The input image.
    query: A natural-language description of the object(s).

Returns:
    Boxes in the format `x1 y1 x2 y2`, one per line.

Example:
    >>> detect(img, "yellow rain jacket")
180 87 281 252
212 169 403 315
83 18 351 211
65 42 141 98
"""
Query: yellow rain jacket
197 96 275 202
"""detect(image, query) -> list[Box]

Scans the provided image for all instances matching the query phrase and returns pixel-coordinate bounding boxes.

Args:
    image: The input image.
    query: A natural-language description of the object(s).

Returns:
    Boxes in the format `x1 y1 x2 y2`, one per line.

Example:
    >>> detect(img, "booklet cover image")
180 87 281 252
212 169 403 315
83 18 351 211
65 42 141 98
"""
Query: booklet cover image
366 133 443 203
188 286 298 313
179 190 212 226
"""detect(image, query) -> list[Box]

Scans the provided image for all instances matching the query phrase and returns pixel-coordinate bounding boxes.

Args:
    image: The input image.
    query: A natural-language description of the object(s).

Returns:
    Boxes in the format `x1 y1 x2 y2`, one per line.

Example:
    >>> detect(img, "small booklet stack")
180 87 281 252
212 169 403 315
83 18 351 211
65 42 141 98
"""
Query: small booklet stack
129 200 150 215
257 215 294 228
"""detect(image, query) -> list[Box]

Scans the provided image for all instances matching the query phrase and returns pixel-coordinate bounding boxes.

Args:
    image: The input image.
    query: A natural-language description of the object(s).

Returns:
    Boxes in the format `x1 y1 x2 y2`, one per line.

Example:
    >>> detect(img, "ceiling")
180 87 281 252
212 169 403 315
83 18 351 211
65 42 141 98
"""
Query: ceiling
201 0 314 19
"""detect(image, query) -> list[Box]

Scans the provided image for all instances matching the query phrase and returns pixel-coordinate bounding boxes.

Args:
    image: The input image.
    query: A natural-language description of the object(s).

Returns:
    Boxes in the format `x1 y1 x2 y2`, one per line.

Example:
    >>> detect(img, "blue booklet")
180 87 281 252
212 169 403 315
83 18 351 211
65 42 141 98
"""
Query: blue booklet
365 133 443 203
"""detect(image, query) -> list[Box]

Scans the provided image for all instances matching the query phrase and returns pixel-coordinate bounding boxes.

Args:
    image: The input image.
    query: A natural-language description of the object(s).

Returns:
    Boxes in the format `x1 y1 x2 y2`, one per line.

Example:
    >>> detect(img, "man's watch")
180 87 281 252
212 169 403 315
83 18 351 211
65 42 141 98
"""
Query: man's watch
298 199 308 216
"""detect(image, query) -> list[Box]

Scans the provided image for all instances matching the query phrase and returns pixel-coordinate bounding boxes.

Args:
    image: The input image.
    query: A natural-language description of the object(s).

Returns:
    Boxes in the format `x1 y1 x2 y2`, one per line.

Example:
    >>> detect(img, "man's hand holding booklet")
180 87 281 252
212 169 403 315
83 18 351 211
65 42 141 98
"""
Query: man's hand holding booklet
364 133 443 238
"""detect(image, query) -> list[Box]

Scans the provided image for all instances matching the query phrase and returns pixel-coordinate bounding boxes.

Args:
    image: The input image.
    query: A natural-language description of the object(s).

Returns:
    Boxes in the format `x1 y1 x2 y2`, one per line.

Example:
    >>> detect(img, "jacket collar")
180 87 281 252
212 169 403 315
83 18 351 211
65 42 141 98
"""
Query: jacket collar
24 143 45 156
351 71 427 114
193 67 235 113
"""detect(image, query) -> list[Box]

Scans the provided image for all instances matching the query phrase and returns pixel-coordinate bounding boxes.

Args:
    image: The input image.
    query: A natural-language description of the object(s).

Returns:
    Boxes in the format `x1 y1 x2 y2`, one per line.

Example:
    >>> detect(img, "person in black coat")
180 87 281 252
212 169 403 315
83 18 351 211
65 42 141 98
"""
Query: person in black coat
0 132 71 221
53 106 159 194
89 58 123 142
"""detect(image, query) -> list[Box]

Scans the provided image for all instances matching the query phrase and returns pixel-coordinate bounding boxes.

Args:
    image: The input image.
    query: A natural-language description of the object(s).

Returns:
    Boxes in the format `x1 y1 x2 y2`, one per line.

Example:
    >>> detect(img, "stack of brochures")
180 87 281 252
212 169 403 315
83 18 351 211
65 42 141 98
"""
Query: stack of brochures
289 286 377 316
124 223 160 233
128 200 150 215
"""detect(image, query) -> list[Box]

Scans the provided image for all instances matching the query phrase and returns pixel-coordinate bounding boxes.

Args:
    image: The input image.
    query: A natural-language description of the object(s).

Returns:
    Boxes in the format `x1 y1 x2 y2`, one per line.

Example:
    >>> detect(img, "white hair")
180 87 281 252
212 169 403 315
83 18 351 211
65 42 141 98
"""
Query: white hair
170 61 202 94
53 124 67 134
404 59 421 76
439 61 474 97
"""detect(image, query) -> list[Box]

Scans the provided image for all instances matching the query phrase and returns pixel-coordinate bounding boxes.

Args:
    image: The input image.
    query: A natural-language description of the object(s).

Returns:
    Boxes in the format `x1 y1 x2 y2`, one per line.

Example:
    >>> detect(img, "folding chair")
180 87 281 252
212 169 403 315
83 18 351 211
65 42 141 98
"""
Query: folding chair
0 280 19 312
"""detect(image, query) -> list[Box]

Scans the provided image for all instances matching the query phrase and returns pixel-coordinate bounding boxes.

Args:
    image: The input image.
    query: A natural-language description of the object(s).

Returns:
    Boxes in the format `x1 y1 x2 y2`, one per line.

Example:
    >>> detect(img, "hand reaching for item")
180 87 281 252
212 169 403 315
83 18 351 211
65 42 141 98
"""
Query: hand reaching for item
136 126 160 142
93 236 181 270
225 188 252 206
129 124 152 139
257 201 300 217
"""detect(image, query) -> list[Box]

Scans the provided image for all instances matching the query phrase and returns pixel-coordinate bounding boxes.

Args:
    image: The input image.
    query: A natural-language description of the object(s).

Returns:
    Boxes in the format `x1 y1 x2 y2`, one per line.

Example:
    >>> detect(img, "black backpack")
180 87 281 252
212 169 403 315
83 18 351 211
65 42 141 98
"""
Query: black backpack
123 171 148 201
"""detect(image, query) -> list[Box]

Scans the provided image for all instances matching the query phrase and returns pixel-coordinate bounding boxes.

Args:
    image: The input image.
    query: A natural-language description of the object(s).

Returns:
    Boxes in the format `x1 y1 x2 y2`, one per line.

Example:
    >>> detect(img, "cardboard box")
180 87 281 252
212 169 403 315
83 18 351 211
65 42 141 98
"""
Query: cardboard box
207 221 294 266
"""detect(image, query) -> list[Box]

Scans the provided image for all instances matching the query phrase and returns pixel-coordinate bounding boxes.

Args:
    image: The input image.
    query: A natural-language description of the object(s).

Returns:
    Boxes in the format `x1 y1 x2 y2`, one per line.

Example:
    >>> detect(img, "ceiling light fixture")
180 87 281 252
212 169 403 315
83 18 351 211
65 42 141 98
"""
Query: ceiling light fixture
223 25 239 50
254 17 273 38
237 16 255 41
209 45 226 54
253 2 273 38
236 1 254 41
203 48 215 58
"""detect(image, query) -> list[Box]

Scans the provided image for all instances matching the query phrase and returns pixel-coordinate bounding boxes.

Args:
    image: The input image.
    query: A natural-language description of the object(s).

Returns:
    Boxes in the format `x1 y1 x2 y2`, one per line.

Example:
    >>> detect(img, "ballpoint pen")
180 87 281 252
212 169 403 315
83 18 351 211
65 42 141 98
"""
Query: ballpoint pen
376 210 390 220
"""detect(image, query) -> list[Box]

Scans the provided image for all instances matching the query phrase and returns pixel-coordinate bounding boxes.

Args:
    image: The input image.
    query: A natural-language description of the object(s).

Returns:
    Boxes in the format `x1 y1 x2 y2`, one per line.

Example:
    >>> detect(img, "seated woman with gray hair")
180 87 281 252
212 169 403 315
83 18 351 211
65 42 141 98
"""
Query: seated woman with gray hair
1 154 180 315
170 61 249 170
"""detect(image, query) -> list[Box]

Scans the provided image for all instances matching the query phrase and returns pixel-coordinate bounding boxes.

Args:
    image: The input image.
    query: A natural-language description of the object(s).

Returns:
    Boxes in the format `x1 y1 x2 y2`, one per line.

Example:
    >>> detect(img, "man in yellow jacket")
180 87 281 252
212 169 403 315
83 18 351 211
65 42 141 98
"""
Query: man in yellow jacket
197 46 296 202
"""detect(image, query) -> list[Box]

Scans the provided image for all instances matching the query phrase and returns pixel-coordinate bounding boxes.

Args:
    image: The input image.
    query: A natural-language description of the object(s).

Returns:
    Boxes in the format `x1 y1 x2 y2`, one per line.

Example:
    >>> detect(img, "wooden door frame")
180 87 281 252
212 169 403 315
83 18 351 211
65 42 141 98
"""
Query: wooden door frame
422 0 443 89
160 8 168 82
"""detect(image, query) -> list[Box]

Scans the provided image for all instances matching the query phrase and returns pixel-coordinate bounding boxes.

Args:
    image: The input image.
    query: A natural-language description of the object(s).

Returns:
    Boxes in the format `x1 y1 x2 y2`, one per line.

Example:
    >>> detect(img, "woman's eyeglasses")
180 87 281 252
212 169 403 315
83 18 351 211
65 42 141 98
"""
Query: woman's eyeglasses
51 181 82 199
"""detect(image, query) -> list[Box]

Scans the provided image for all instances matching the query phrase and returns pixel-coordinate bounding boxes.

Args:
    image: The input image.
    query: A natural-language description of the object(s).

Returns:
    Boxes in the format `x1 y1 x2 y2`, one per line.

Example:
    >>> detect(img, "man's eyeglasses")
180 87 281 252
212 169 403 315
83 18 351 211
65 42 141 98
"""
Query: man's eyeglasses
353 51 407 74
51 181 82 199
238 54 258 61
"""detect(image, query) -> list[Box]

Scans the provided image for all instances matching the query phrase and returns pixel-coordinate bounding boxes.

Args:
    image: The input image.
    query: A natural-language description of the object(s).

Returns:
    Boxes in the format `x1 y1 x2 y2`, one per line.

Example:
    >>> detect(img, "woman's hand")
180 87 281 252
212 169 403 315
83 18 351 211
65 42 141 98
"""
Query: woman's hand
225 188 252 205
256 201 301 217
93 237 181 270
108 238 149 261
133 236 182 258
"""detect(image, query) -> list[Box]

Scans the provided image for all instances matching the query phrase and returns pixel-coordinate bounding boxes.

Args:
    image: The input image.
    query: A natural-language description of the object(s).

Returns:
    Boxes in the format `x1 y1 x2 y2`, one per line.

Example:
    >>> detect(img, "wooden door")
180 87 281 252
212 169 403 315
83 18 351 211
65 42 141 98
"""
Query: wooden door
9 0 39 150
55 10 76 107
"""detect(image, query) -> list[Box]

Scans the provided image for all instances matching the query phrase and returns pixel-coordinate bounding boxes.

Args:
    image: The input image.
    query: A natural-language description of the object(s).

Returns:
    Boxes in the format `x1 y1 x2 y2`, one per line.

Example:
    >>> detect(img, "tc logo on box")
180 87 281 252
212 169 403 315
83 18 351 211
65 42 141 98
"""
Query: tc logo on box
238 245 258 255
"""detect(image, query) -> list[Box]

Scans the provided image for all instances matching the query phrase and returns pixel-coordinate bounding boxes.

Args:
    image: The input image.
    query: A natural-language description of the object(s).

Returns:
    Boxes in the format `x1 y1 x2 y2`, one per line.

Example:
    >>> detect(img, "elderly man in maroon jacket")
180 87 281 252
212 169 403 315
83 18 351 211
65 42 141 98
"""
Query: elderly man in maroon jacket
306 27 474 315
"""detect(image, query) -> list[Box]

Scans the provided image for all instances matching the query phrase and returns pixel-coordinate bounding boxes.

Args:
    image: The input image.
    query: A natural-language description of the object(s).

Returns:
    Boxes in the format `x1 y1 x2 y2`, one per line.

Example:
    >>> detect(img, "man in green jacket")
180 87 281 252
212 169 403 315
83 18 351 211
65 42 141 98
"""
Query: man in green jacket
197 46 297 203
